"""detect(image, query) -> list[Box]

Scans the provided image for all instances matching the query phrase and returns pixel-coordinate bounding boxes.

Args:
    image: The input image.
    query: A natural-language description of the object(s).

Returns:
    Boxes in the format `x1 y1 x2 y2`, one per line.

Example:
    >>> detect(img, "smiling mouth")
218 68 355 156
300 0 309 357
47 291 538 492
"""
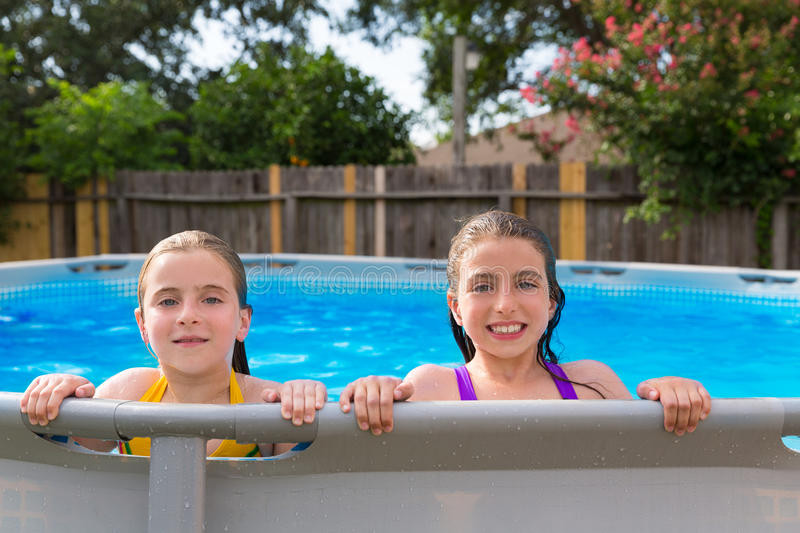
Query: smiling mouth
487 324 525 334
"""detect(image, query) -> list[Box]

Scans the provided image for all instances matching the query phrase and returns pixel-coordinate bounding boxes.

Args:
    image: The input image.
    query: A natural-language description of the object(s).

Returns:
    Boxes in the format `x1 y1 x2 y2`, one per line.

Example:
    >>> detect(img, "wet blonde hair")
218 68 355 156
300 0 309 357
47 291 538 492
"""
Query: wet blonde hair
137 230 251 374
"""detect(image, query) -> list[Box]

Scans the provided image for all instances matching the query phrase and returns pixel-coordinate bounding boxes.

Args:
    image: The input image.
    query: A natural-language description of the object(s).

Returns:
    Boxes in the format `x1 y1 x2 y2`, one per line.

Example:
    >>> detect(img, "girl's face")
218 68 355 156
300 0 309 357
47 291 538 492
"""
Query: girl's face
448 237 556 362
135 249 251 376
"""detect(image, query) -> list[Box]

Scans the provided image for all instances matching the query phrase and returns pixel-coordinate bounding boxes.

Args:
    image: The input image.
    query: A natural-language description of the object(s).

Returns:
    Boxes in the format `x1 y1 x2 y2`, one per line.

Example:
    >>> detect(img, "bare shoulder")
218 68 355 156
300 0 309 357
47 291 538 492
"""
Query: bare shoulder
95 367 161 401
404 364 460 401
561 359 632 399
237 374 282 403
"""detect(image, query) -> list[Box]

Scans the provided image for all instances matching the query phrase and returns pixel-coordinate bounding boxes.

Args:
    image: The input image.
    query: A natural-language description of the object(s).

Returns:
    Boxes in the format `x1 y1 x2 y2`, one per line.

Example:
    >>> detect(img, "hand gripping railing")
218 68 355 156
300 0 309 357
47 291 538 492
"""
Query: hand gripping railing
1 392 800 533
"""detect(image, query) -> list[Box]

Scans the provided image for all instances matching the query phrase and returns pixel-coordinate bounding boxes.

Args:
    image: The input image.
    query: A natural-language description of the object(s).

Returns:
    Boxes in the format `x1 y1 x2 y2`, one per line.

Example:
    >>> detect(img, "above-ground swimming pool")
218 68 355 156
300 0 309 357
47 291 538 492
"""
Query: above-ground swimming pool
1 254 799 533
0 254 798 398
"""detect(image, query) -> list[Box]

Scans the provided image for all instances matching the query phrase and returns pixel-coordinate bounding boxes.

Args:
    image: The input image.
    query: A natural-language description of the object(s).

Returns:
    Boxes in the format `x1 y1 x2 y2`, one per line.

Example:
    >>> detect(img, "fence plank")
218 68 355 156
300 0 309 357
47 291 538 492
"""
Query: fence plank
8 166 791 268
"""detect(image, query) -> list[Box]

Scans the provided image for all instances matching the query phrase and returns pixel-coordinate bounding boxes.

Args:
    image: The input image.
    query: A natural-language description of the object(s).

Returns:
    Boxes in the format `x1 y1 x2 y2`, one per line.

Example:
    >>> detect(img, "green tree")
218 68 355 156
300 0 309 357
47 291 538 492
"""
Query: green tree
189 46 415 168
0 1 325 121
343 1 604 126
528 0 799 266
26 80 185 186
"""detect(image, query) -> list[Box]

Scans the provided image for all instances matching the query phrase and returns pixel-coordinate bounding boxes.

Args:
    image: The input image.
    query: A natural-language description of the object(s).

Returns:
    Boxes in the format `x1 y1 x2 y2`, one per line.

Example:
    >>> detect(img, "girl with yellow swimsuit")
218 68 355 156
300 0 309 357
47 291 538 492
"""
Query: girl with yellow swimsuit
21 230 326 457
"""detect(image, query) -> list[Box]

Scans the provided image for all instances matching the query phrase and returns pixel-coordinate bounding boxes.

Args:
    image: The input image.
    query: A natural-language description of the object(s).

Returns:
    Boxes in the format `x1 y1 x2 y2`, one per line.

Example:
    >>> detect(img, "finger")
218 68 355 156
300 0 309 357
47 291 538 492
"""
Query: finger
686 388 703 433
352 383 369 431
303 382 316 423
46 384 73 421
699 386 711 420
262 388 279 403
315 383 327 410
291 383 305 426
75 383 96 398
379 380 396 432
30 380 53 426
636 380 660 401
280 386 293 421
364 380 383 436
339 383 354 413
20 376 41 413
660 388 678 433
394 380 415 401
672 387 691 436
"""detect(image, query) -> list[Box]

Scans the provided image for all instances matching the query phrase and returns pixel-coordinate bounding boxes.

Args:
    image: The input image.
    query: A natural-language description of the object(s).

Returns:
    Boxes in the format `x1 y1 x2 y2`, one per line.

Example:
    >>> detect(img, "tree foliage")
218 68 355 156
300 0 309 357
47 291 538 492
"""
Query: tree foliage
527 0 800 266
343 0 604 124
0 0 325 120
189 46 416 168
26 80 184 186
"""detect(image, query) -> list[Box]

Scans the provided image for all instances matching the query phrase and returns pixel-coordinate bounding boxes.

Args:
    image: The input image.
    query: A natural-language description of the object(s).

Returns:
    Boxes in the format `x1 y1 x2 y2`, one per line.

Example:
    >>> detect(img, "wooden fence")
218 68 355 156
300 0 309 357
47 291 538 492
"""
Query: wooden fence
2 163 799 269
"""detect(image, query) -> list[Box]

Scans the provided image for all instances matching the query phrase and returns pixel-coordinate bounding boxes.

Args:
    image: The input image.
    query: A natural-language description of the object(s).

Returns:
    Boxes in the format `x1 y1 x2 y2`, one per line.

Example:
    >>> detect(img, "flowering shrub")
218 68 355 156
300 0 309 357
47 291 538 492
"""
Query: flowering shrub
525 0 800 265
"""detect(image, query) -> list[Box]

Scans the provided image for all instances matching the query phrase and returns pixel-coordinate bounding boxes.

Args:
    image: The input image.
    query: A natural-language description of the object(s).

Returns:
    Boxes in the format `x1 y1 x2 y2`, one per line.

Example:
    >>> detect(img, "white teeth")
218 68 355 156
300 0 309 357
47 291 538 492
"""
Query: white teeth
491 324 522 334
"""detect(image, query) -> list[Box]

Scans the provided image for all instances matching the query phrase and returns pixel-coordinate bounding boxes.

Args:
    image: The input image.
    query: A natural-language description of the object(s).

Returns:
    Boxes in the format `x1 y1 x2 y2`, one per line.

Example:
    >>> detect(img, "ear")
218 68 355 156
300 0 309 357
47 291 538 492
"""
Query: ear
447 293 463 326
548 297 557 321
236 306 253 342
134 308 149 344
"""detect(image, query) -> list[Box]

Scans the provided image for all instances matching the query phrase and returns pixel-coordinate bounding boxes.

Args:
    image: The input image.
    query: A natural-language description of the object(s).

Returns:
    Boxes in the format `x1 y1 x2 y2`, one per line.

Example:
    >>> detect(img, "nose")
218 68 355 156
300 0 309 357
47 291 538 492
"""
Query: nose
177 301 200 325
493 282 517 314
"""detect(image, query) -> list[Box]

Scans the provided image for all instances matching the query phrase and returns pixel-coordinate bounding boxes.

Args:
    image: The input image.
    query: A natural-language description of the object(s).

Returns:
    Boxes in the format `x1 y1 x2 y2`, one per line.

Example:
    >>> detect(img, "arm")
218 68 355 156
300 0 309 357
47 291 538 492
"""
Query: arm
637 377 711 436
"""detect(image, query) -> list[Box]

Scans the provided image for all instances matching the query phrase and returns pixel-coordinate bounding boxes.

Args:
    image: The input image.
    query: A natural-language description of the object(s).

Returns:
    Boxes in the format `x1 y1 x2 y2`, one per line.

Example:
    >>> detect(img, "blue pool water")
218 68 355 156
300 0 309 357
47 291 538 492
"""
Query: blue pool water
1 273 798 399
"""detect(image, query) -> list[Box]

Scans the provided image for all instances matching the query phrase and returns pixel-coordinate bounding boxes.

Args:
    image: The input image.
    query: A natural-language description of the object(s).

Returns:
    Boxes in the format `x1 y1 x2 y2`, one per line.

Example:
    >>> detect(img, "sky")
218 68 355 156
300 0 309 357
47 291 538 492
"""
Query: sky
187 3 555 148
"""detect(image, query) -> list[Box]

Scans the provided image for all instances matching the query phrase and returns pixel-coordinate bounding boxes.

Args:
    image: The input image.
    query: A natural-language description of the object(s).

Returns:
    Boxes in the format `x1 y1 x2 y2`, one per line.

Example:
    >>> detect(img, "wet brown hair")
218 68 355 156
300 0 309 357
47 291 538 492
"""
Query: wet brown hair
446 210 564 367
137 230 251 374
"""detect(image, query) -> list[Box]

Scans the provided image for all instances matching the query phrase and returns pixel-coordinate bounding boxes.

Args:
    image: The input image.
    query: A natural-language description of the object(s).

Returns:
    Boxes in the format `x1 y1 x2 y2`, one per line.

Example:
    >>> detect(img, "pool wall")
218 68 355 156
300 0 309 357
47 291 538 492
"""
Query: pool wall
1 393 800 532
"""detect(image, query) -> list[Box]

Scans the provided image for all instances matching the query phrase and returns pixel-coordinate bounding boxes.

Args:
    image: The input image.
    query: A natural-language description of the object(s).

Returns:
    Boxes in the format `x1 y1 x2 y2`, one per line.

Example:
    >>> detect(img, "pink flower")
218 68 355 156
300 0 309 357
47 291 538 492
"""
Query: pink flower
565 115 581 134
572 37 592 62
627 23 645 47
744 89 759 101
738 126 750 137
749 35 763 49
520 86 536 103
782 168 796 179
699 62 717 79
605 16 618 37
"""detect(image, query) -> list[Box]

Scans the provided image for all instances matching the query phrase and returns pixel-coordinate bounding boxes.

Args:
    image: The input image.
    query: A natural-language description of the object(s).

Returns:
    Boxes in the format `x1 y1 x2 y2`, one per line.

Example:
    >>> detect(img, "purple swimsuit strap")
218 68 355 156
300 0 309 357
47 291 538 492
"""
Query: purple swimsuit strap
453 362 578 400
543 361 579 399
454 365 478 401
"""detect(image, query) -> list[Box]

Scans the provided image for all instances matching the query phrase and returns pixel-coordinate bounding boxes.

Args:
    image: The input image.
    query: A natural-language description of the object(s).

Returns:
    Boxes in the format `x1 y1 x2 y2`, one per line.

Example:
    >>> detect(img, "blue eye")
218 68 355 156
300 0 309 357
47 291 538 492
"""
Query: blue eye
518 280 539 290
472 283 493 293
159 298 178 307
203 297 221 304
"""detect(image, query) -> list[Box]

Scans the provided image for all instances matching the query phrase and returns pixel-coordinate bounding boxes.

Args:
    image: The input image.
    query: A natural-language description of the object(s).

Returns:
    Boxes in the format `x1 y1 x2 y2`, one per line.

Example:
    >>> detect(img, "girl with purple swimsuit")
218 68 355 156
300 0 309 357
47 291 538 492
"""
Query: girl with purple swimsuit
340 210 711 436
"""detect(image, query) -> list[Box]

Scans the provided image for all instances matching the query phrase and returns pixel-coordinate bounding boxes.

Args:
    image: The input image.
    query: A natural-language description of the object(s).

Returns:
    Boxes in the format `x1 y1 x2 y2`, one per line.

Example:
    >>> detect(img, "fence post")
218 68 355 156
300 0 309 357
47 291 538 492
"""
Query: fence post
771 201 789 270
269 165 282 254
0 174 50 261
512 163 527 218
374 166 386 257
75 177 110 256
559 162 586 260
344 164 356 255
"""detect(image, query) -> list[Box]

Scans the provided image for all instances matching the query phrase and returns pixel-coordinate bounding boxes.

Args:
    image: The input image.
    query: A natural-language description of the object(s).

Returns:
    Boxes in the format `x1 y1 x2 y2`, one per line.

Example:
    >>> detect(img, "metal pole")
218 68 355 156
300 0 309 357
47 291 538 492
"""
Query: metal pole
452 35 466 166
149 436 207 533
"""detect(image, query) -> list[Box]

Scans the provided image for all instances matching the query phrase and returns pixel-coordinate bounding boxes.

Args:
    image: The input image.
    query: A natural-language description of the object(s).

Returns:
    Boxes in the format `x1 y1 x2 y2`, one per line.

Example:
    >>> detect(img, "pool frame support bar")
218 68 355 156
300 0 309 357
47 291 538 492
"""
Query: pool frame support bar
149 436 206 533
